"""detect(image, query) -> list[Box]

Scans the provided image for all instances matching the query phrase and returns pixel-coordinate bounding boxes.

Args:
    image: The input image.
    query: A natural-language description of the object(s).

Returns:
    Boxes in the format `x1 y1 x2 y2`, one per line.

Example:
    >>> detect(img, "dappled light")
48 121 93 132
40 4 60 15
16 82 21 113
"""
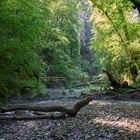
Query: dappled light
0 0 140 139
92 117 140 132
89 100 113 105
1 99 140 139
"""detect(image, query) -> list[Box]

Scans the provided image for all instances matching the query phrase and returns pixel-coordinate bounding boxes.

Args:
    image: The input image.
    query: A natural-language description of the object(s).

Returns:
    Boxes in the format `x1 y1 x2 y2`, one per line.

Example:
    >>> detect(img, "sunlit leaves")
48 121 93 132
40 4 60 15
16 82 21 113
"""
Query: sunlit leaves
0 0 51 97
90 0 140 83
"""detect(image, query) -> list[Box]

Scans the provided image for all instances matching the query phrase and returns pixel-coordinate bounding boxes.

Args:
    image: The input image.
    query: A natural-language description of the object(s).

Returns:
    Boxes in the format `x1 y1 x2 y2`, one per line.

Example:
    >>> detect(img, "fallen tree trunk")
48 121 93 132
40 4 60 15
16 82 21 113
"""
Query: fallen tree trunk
102 70 135 89
0 113 66 121
0 97 92 121
71 81 97 88
125 87 140 94
102 70 121 89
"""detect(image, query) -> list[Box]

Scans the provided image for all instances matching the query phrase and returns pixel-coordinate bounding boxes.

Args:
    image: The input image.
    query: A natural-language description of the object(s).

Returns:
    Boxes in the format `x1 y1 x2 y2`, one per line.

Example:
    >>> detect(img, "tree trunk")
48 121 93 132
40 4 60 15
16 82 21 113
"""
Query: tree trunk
102 70 121 89
0 97 92 121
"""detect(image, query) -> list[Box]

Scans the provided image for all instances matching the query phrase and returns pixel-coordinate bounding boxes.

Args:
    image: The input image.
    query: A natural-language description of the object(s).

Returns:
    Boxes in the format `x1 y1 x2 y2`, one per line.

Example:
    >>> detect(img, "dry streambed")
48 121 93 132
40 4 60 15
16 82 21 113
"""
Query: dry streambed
0 100 140 140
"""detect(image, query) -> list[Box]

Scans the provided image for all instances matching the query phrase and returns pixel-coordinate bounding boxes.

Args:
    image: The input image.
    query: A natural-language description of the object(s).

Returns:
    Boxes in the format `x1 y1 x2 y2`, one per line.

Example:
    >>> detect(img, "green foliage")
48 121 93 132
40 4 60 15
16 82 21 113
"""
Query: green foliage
0 0 51 99
44 0 82 80
0 0 86 100
90 0 140 84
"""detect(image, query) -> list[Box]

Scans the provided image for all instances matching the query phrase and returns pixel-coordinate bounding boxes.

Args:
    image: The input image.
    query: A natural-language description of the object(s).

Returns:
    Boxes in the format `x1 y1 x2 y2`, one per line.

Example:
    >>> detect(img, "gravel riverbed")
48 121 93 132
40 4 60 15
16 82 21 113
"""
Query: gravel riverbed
0 100 140 140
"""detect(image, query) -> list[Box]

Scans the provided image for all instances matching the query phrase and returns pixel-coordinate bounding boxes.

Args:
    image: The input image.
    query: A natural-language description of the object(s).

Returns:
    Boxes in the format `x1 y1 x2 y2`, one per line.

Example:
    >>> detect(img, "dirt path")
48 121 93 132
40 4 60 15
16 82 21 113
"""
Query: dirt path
0 99 140 140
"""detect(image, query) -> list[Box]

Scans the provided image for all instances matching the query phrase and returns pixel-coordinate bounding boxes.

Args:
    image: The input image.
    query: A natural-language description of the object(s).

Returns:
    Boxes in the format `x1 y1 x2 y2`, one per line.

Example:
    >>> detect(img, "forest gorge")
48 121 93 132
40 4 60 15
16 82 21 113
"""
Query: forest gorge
0 1 140 139
0 0 140 102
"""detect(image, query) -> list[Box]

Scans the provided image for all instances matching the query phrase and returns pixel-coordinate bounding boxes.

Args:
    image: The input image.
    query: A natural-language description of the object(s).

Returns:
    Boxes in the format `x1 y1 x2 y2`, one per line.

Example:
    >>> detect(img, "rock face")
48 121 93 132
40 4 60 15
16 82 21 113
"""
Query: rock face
80 4 92 46
79 1 95 75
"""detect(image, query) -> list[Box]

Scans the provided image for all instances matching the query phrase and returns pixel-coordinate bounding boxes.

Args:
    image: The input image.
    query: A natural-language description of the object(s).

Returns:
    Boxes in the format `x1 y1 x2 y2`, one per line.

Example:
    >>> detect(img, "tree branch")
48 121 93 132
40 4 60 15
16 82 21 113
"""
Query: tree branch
0 97 92 121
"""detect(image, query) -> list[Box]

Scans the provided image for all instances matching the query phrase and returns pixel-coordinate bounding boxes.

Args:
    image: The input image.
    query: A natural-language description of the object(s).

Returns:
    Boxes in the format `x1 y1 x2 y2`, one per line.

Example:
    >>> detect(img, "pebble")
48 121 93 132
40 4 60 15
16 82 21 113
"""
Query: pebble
0 99 140 140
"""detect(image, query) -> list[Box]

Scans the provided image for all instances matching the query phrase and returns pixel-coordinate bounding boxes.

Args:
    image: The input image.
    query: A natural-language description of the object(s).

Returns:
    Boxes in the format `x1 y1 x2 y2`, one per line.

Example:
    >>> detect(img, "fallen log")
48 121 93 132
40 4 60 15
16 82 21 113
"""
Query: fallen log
102 70 135 89
0 97 92 121
71 81 97 88
102 70 121 89
125 87 140 94
0 113 66 121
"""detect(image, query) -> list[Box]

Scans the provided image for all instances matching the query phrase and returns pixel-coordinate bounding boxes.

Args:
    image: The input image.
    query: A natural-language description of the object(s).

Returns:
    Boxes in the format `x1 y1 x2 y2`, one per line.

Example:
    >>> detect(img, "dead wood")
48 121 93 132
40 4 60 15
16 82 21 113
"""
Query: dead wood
102 70 121 89
102 70 135 89
125 88 140 94
0 113 66 121
71 81 97 88
0 97 92 121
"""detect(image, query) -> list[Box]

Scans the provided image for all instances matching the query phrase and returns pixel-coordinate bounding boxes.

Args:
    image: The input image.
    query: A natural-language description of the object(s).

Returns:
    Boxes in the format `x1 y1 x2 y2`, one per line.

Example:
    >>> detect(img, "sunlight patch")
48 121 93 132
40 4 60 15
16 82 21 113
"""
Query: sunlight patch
91 117 140 132
89 100 113 106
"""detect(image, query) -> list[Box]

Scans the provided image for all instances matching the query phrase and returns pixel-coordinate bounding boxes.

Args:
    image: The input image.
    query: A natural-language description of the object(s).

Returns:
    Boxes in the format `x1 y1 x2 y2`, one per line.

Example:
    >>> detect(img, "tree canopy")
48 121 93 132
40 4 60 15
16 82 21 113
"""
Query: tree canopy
90 0 140 85
0 0 87 100
0 0 140 101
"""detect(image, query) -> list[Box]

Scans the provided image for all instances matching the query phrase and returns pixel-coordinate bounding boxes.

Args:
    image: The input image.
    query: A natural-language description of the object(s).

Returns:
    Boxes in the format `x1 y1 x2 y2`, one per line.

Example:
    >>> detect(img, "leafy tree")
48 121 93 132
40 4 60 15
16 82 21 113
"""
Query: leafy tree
42 0 86 81
0 0 86 101
90 0 140 84
0 0 51 98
